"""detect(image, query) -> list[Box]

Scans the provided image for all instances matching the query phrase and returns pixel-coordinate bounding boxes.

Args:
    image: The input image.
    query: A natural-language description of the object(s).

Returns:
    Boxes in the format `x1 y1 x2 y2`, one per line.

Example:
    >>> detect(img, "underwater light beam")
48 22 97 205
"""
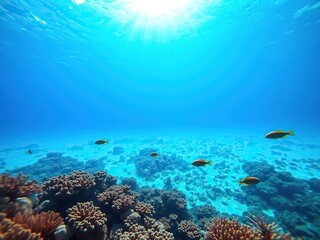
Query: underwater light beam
116 0 195 29
132 0 190 18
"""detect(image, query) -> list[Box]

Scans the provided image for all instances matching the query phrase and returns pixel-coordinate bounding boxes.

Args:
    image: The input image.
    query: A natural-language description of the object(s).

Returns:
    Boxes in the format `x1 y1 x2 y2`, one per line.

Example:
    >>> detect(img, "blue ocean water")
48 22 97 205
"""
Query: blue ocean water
0 0 320 239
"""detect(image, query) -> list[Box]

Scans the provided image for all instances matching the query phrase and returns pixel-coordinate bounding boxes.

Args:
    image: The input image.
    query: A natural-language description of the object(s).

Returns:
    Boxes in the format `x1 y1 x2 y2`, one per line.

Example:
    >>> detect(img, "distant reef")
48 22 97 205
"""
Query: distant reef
235 161 320 239
8 152 106 182
1 151 319 239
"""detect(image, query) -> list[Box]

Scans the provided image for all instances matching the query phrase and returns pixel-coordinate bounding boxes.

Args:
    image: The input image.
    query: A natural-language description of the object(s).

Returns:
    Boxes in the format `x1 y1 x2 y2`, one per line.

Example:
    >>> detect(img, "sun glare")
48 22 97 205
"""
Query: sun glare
132 0 190 18
72 0 85 5
87 0 222 41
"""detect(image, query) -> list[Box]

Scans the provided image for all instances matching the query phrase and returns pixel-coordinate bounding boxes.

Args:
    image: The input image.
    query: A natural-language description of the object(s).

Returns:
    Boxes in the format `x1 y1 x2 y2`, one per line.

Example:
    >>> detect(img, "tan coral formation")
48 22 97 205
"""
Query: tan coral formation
66 201 106 232
205 218 262 240
115 216 174 240
97 185 137 212
43 171 96 197
13 211 64 238
0 213 43 240
0 173 42 201
178 220 202 240
134 202 155 218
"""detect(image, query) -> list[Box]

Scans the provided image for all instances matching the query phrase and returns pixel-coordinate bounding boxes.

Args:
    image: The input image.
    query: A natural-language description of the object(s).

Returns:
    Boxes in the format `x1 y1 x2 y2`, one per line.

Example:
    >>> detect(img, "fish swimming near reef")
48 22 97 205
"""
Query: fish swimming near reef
265 130 294 139
192 159 212 167
26 149 32 154
150 152 159 157
238 176 260 186
95 139 109 145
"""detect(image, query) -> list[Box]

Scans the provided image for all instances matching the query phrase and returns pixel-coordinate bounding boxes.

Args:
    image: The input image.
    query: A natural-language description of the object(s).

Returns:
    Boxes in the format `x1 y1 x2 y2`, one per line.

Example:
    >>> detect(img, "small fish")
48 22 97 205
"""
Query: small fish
26 149 32 155
150 152 159 157
265 130 294 139
95 139 109 145
238 176 260 186
192 159 212 167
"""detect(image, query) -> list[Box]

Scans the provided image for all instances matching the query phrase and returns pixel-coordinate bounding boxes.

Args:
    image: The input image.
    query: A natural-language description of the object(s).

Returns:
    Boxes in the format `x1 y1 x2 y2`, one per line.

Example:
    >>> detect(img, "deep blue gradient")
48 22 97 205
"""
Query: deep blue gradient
1 0 320 135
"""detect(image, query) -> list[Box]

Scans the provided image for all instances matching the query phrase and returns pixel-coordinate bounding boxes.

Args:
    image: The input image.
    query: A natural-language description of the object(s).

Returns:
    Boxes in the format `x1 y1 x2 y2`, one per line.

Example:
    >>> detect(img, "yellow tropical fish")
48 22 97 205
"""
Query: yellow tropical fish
265 130 294 139
238 177 261 186
192 159 212 167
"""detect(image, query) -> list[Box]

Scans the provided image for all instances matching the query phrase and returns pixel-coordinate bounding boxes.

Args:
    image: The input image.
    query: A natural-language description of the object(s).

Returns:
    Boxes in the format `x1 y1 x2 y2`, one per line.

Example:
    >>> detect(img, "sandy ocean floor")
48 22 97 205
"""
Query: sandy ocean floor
1 128 319 217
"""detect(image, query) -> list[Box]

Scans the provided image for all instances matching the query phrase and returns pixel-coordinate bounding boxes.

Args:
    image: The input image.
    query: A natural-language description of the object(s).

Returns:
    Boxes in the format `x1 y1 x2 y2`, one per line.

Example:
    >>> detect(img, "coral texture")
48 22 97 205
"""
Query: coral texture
178 220 202 240
139 188 188 219
66 201 106 232
0 173 42 201
238 161 320 238
115 216 174 240
12 211 63 238
97 185 137 212
93 170 107 186
0 213 43 240
43 170 95 197
205 218 262 240
134 201 155 218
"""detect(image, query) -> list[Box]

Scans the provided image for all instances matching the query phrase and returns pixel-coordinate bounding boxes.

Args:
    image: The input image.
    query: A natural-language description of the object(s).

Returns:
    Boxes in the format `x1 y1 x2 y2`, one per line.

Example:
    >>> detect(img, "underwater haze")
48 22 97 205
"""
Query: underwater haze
1 0 320 239
0 0 319 133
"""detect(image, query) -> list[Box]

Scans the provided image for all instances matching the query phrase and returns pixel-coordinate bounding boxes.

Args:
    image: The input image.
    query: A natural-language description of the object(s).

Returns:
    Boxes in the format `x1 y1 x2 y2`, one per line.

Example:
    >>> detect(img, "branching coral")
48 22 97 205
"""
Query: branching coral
93 170 107 186
247 213 292 240
139 188 188 219
97 185 137 212
0 173 42 201
43 170 95 197
205 217 262 240
134 201 155 218
12 211 63 239
115 216 174 240
178 220 202 240
158 214 179 234
66 201 106 232
0 213 43 240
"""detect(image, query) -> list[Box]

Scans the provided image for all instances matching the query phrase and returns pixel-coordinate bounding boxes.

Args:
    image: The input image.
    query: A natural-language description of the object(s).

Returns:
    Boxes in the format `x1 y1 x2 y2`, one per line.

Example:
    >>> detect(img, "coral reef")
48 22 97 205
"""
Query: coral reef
66 201 106 231
1 160 308 240
9 153 83 182
9 153 105 182
121 177 138 191
0 211 63 240
43 170 96 198
134 201 155 218
93 170 107 187
246 213 282 240
97 185 137 212
130 148 189 178
205 218 262 240
12 211 64 239
114 216 174 240
0 173 42 201
66 201 107 240
191 204 219 230
178 220 202 240
236 161 320 239
0 214 42 240
139 188 189 220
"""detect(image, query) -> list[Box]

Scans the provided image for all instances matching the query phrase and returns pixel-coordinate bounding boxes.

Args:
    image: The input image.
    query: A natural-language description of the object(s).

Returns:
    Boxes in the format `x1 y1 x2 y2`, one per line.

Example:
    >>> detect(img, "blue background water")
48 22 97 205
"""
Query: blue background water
1 0 319 135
